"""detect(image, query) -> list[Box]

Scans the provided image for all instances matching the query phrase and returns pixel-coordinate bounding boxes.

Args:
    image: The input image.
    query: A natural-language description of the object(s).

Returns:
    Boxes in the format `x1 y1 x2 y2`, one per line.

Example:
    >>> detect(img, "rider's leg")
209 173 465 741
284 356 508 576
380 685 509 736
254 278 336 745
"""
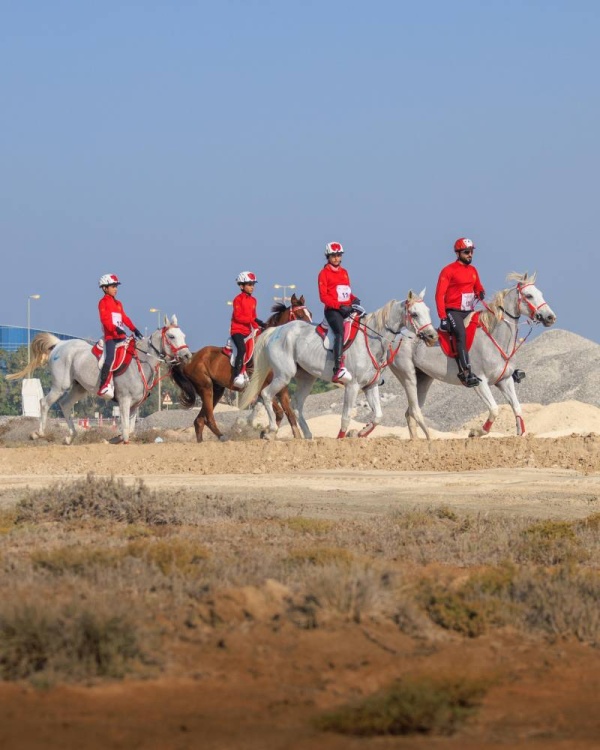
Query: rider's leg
325 308 345 378
98 339 117 396
447 310 480 387
231 333 246 385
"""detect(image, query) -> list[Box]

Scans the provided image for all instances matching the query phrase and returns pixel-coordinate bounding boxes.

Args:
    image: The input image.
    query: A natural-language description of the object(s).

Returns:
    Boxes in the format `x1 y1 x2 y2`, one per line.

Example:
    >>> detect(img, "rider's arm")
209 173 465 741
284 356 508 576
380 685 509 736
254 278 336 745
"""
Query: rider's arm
435 268 450 319
318 267 341 309
99 297 121 338
473 268 485 299
232 294 256 325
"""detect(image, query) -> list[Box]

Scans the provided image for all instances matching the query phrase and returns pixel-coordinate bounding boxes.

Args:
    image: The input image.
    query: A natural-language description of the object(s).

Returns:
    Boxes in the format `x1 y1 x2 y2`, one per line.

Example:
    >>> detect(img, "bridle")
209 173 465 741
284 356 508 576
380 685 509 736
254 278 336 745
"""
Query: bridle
139 326 189 365
516 282 551 321
288 304 313 323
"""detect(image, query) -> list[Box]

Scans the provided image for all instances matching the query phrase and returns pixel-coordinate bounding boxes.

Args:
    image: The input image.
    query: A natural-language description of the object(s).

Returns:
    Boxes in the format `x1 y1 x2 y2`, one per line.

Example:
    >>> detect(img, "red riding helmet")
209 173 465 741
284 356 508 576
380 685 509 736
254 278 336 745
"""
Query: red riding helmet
325 242 344 256
454 238 475 252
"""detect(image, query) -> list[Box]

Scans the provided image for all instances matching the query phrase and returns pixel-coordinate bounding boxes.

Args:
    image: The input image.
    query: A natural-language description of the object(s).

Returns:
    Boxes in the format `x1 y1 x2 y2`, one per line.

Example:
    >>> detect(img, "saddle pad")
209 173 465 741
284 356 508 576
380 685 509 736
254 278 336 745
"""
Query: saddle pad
222 332 256 367
438 312 480 358
91 338 135 373
316 314 361 351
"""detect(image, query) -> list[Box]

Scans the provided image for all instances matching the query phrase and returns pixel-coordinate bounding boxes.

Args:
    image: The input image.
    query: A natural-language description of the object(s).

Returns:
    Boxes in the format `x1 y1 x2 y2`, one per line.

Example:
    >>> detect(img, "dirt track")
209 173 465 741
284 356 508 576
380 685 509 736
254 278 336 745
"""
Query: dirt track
1 435 599 519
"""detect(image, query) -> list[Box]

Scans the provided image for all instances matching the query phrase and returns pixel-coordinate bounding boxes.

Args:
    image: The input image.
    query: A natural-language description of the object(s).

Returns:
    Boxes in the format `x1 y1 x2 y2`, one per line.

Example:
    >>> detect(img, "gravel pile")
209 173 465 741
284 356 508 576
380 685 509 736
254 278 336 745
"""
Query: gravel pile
140 328 600 433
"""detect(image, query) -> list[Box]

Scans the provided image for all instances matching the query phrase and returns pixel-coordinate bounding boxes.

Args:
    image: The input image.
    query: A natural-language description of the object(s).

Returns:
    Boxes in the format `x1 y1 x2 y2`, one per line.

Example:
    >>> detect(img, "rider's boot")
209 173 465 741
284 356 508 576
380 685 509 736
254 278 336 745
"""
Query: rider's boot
456 351 480 388
97 361 114 399
232 365 246 390
332 337 352 385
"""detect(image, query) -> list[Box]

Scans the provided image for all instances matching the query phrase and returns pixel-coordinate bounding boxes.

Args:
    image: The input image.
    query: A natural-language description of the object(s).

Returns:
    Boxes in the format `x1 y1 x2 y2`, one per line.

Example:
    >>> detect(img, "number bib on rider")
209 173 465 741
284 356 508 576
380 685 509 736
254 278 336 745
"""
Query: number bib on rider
336 285 352 303
461 292 475 311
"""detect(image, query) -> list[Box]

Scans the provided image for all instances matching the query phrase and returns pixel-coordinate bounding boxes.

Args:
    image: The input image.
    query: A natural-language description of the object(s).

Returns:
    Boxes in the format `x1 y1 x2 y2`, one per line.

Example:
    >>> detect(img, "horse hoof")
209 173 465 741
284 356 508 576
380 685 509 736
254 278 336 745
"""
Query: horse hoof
219 435 228 442
109 436 124 445
30 432 39 440
468 428 482 438
358 423 376 438
260 431 275 441
63 436 73 446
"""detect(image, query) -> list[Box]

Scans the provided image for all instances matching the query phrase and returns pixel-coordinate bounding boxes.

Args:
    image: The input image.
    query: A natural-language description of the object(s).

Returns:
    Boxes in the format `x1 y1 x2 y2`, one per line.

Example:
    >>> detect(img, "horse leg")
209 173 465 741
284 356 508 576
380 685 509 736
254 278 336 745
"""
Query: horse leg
56 383 87 445
469 379 500 437
197 385 227 442
339 381 360 438
495 377 526 436
389 363 430 440
290 370 316 439
358 385 382 437
272 397 284 428
413 369 434 439
259 377 291 439
34 385 65 440
277 386 302 439
118 395 132 444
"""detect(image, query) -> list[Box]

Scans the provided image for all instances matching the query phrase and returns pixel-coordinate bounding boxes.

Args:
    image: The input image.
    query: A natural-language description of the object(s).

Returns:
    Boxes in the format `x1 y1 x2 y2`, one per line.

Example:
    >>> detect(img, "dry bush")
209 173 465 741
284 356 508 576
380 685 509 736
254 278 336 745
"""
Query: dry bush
516 520 584 565
31 545 125 575
0 417 63 444
126 538 210 575
74 426 117 444
316 675 488 736
281 518 333 535
301 563 387 623
286 546 354 567
0 595 144 681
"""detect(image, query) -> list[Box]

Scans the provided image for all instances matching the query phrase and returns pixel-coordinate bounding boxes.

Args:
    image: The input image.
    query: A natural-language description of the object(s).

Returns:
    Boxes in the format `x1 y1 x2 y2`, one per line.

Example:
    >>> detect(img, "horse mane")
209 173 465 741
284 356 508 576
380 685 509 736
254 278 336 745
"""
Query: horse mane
479 272 536 330
364 299 396 331
270 302 287 315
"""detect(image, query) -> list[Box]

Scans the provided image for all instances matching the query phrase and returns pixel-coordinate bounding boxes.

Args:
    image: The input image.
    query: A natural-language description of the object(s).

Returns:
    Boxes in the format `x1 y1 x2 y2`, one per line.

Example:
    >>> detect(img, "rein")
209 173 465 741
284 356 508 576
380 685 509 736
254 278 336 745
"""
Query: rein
132 327 187 403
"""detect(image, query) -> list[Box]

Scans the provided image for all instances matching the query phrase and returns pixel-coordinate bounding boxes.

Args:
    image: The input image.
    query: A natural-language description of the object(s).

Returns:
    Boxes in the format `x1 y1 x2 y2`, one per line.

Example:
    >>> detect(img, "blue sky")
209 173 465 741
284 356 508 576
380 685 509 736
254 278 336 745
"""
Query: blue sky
2 1 598 349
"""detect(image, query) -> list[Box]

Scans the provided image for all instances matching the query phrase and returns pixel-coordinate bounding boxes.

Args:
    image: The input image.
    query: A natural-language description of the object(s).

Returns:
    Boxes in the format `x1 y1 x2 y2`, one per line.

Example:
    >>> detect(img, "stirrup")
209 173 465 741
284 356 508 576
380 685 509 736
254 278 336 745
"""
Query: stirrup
512 369 526 383
97 383 114 400
458 370 481 388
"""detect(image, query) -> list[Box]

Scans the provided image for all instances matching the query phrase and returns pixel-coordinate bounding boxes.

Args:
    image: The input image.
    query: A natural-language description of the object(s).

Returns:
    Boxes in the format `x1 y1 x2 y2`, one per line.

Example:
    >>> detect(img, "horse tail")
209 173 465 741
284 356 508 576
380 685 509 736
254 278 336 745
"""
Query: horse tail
238 328 277 410
6 332 61 380
170 365 198 408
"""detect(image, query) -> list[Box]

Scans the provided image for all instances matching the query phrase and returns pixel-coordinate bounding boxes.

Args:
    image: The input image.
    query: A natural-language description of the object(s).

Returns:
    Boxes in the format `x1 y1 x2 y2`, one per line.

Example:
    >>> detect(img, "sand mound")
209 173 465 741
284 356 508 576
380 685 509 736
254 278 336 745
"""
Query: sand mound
462 400 600 437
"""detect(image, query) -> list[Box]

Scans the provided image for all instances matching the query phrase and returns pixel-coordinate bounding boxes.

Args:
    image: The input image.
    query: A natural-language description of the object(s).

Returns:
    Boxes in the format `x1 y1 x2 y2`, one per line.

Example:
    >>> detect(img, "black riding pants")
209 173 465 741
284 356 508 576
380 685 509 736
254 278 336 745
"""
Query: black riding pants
99 338 119 387
231 333 246 377
325 308 345 370
446 309 471 372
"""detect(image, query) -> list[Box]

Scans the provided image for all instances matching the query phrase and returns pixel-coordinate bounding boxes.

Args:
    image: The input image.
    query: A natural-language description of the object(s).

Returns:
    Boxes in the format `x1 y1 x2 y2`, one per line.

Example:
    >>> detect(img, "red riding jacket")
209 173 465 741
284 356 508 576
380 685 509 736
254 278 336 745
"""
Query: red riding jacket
318 263 357 310
230 292 261 336
435 260 485 319
99 295 137 341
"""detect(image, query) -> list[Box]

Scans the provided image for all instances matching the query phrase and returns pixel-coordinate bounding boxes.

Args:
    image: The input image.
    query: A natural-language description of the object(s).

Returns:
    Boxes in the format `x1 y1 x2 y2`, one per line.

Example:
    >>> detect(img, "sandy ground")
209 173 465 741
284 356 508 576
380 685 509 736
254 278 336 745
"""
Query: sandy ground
0 434 599 519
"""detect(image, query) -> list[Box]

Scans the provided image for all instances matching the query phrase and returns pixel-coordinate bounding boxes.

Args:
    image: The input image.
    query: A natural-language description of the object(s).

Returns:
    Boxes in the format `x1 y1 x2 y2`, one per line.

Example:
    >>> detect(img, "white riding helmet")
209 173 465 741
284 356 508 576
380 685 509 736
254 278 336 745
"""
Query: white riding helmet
325 242 344 256
236 271 257 284
98 273 121 288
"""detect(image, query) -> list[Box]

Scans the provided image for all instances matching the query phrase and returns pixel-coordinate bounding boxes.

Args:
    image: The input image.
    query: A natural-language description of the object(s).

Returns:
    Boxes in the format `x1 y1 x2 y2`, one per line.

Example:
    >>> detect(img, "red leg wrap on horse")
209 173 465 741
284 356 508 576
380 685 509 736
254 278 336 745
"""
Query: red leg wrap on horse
337 430 346 439
482 419 494 433
516 416 525 436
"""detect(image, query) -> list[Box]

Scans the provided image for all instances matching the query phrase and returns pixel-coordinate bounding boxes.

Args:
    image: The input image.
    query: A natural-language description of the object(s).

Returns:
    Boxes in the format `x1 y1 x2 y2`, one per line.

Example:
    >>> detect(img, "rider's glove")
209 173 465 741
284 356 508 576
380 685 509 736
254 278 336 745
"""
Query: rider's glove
352 297 361 306
255 319 267 331
339 305 353 318
439 318 450 332
133 328 143 340
351 303 366 317
477 290 485 301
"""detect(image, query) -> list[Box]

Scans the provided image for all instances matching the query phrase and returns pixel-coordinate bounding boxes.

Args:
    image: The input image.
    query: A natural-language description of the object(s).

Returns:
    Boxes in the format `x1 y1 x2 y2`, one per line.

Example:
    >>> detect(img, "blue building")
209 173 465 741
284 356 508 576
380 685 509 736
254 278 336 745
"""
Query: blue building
0 325 82 352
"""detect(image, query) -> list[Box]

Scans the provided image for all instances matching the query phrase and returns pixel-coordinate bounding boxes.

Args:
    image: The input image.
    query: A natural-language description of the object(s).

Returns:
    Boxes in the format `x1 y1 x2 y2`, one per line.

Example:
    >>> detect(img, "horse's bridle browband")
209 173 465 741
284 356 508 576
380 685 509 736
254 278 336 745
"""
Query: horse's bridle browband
289 304 312 323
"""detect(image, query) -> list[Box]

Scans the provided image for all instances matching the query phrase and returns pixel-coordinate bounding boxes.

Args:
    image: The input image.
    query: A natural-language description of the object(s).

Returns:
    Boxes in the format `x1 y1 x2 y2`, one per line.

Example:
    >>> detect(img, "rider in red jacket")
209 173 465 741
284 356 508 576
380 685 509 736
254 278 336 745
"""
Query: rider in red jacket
318 242 361 384
230 271 265 389
97 274 142 399
435 238 485 387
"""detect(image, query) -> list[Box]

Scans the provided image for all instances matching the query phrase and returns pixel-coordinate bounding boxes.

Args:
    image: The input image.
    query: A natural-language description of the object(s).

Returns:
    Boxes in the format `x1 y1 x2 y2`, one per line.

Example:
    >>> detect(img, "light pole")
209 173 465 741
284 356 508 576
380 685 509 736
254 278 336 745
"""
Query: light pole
27 295 41 368
149 308 162 411
273 283 296 304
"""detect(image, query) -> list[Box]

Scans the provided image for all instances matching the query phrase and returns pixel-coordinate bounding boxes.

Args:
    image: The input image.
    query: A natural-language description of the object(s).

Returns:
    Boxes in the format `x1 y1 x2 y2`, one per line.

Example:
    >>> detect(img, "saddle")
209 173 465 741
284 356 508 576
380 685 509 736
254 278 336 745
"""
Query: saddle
222 330 257 368
438 312 480 358
91 337 136 375
316 312 362 351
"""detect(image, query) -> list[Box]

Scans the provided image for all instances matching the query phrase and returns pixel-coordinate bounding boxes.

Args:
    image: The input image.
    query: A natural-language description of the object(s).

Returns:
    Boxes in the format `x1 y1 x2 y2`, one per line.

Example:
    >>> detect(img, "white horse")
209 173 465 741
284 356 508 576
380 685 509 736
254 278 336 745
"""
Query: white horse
8 316 192 444
390 273 556 438
239 292 438 439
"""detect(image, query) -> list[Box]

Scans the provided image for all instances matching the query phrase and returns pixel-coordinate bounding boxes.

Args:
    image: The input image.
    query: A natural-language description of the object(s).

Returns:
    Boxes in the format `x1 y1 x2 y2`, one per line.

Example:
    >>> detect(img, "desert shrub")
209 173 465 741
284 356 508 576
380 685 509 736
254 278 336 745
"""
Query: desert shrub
286 546 354 567
517 520 583 565
0 509 16 534
75 427 117 444
316 675 487 736
281 518 333 535
31 545 124 575
419 567 518 637
302 563 385 622
577 512 600 532
16 474 189 526
126 538 210 575
511 566 600 644
0 600 142 681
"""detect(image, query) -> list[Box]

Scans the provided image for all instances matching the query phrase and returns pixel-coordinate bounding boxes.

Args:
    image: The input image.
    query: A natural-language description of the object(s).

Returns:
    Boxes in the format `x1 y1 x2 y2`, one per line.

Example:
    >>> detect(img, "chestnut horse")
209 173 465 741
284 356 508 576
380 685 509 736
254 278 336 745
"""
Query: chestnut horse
171 294 312 442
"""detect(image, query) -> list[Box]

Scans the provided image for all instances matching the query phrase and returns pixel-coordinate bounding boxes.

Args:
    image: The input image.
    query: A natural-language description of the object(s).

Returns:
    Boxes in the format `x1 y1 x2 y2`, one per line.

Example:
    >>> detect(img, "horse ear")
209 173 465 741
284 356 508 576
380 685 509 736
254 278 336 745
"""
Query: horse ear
419 287 426 299
407 290 415 300
299 295 305 304
170 314 178 326
163 315 169 327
